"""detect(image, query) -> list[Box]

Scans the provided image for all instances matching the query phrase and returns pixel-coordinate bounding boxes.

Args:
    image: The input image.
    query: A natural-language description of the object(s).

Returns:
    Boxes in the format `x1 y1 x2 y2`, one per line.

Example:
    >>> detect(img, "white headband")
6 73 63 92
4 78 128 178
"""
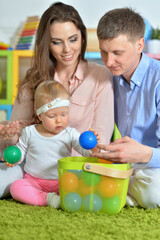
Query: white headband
37 98 70 115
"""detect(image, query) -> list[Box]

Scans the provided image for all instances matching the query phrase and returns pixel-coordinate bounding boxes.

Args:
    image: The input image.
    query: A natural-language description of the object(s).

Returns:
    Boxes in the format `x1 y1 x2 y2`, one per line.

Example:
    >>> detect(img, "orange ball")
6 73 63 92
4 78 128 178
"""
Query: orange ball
60 172 79 192
98 158 113 164
98 178 118 198
78 179 92 197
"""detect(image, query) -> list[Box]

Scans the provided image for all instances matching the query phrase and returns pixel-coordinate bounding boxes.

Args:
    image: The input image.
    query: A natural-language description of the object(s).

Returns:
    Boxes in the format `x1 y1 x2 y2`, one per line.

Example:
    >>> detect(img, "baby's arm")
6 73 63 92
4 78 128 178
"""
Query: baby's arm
71 128 100 157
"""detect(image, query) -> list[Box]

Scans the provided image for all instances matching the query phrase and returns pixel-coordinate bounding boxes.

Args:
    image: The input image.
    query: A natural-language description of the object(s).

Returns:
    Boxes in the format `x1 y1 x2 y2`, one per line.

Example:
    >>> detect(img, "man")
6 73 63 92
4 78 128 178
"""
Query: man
92 8 160 208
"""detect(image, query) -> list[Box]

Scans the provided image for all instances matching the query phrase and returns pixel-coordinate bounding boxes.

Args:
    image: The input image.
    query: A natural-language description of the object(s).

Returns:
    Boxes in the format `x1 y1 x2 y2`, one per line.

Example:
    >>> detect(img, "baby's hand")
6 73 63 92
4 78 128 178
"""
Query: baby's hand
89 128 101 153
1 157 17 168
0 121 19 140
89 128 101 143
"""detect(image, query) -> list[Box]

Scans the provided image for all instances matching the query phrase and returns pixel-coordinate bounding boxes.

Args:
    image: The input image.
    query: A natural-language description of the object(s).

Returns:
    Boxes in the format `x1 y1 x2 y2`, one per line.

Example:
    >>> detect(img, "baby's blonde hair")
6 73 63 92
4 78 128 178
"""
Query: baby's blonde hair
34 80 70 114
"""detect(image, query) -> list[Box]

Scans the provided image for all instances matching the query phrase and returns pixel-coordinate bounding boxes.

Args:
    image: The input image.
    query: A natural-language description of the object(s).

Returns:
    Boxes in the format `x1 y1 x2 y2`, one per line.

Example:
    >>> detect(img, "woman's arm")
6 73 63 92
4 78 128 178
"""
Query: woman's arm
0 88 34 158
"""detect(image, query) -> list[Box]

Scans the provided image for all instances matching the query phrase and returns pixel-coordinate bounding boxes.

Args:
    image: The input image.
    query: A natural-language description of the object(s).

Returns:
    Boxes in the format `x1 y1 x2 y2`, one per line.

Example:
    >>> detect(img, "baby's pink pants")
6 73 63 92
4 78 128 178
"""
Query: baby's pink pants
10 173 59 206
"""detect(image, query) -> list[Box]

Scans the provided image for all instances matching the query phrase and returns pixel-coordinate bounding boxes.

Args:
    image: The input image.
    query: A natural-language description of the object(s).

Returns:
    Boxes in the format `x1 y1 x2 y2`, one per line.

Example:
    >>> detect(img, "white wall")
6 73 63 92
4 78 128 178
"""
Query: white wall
1 0 160 44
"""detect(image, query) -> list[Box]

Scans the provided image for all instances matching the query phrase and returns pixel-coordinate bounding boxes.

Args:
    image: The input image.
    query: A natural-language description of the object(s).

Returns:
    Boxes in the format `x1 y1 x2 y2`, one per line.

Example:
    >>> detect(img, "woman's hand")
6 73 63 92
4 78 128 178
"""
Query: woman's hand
0 121 19 141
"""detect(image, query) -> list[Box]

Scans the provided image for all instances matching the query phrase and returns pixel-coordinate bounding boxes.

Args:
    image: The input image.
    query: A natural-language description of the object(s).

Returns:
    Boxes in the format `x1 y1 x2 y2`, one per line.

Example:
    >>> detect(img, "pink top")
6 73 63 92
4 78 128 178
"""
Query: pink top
0 60 114 157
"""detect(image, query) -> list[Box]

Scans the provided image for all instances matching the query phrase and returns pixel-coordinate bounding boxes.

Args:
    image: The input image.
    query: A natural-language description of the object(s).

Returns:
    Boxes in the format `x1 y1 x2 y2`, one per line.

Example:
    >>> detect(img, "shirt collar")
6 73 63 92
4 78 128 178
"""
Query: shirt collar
130 52 150 88
74 59 86 81
54 59 85 82
117 52 150 90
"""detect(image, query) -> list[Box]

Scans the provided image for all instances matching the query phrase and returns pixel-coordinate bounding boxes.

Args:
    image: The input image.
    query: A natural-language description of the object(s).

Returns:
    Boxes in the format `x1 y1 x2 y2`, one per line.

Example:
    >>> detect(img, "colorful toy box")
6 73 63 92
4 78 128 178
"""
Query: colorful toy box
58 157 133 214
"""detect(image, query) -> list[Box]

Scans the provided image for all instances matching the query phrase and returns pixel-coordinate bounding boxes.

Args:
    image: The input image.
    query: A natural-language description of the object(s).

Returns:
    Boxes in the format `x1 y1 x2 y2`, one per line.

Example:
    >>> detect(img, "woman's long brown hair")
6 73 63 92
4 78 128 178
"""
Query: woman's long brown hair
17 1 87 101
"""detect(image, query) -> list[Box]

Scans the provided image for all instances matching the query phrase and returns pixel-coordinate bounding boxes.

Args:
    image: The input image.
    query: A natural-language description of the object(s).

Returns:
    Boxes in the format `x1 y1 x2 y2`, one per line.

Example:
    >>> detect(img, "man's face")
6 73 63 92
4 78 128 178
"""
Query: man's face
99 34 144 82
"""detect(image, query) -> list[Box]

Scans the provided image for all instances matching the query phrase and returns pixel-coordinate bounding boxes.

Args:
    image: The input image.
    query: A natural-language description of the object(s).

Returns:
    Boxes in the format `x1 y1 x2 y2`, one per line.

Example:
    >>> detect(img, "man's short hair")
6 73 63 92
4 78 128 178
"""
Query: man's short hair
97 8 145 42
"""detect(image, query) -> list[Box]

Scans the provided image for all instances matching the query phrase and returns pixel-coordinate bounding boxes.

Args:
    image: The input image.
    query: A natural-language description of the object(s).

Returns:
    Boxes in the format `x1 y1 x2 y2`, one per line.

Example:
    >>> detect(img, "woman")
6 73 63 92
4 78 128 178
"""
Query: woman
0 2 114 198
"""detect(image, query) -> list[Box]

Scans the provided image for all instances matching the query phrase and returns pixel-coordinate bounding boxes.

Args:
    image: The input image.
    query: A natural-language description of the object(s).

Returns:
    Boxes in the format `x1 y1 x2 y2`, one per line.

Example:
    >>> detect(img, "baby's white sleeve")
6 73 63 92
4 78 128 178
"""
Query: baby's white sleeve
71 128 91 157
16 127 29 163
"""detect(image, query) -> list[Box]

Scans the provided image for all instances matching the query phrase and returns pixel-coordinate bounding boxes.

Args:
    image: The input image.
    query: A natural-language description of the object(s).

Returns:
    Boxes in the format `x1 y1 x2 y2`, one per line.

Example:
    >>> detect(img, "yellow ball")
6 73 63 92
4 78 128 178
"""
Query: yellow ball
98 178 118 198
60 172 79 192
78 179 92 197
98 158 113 164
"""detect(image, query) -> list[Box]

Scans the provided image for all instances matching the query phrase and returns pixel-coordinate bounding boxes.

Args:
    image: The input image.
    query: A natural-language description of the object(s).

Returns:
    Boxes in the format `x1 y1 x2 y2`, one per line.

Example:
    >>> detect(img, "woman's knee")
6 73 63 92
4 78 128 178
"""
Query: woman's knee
0 163 24 198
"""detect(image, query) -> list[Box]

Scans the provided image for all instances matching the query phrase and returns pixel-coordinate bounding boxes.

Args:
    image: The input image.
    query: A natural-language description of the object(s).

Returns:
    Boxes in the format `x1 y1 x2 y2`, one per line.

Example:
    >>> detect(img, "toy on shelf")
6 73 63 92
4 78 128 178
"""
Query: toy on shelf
0 50 12 104
0 75 3 94
3 146 21 164
0 42 10 50
79 131 97 149
0 105 12 121
14 16 40 50
143 18 153 44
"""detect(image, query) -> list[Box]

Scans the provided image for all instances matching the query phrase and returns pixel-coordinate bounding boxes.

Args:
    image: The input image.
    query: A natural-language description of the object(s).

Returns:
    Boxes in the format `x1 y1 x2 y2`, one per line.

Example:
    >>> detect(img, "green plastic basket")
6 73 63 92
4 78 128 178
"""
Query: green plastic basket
58 157 133 214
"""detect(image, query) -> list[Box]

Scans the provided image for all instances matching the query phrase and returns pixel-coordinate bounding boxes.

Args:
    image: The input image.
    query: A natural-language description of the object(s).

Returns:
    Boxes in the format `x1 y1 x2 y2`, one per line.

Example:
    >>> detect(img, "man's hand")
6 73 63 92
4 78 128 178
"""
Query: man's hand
92 136 152 163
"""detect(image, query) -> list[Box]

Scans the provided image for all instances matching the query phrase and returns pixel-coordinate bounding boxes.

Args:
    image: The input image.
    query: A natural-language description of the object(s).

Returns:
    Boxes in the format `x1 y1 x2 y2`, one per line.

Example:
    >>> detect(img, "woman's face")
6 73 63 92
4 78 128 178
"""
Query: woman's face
49 21 82 68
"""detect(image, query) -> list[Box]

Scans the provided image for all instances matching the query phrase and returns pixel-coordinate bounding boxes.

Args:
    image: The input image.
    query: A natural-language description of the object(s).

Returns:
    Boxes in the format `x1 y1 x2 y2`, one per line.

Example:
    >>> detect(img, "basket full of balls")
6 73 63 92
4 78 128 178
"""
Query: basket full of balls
58 157 133 214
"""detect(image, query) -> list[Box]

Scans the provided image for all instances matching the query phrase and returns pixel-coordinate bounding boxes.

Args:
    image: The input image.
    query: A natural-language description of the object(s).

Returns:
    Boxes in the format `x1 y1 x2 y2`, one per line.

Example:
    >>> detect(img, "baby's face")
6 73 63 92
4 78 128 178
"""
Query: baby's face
39 106 69 135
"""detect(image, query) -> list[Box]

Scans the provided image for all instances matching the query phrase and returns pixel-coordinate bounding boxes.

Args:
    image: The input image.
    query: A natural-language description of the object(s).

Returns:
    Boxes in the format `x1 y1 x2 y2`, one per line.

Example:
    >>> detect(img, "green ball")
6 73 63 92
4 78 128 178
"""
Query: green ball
102 195 121 214
82 171 101 186
3 146 21 164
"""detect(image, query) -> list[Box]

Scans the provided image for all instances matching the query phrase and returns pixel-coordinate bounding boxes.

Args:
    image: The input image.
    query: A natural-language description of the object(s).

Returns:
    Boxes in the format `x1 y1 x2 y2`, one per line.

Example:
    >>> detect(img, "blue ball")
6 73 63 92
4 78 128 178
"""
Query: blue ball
83 194 102 212
79 131 97 150
63 193 82 212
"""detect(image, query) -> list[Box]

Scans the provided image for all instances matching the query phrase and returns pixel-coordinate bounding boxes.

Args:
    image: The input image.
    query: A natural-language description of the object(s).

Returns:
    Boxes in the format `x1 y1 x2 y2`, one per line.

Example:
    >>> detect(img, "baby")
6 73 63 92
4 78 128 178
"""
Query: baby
4 80 99 208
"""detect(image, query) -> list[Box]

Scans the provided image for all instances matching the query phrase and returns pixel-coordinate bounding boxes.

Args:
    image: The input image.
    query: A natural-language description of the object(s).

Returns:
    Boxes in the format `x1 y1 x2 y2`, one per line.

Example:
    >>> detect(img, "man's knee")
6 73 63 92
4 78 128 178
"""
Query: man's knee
128 168 160 208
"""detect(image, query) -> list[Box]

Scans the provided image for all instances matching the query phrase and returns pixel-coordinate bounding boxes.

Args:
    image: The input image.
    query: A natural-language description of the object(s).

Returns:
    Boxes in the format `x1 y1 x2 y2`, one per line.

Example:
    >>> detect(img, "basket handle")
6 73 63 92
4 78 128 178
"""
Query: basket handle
83 163 133 179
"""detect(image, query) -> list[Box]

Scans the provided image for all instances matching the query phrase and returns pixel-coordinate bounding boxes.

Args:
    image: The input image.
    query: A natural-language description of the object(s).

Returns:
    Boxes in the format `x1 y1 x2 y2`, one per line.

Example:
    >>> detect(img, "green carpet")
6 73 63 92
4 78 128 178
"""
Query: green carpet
0 198 160 240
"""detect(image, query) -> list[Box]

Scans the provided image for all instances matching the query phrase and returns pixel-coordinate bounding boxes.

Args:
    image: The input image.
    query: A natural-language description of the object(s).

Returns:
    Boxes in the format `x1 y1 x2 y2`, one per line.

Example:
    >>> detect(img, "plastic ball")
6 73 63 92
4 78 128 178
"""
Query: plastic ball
3 146 21 164
79 131 97 149
77 179 93 197
82 171 101 186
98 178 118 198
115 179 124 196
68 170 82 179
83 194 102 212
63 193 82 212
98 158 113 164
102 195 121 214
60 172 79 192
